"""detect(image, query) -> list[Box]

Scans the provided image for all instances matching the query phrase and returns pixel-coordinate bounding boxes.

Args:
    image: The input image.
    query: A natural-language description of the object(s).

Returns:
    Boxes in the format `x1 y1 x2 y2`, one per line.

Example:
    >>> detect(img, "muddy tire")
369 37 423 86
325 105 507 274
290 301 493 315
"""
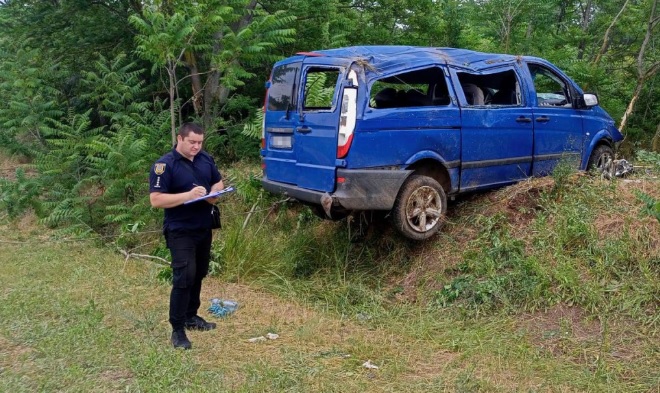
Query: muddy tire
587 145 614 172
392 175 447 241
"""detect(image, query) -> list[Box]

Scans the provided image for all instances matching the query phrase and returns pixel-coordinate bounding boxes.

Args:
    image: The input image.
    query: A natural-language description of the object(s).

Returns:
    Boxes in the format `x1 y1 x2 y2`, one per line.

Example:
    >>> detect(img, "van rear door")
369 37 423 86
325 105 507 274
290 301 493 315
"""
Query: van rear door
262 60 303 189
294 60 347 191
263 56 349 193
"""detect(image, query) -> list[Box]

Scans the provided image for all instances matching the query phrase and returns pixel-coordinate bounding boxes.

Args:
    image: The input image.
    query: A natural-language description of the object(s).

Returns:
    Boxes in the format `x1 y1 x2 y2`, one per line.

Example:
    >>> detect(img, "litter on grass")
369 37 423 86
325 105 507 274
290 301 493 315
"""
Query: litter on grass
362 360 379 370
208 298 239 318
248 332 279 343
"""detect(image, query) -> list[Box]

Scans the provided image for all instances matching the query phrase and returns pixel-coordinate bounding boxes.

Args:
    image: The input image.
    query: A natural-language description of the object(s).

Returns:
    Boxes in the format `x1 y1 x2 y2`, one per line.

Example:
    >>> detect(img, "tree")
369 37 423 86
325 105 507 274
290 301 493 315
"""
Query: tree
619 0 659 134
593 0 631 65
131 8 202 145
130 0 295 134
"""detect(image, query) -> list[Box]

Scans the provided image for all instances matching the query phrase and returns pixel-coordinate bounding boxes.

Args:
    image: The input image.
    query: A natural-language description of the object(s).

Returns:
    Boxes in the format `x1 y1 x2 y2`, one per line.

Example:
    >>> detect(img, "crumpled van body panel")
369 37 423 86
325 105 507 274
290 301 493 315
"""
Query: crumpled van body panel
260 46 624 240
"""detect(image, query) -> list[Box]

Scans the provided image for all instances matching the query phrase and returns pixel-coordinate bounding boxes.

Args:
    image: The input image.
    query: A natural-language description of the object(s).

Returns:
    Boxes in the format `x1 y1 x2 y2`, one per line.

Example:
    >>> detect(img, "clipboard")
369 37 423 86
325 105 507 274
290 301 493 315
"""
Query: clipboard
183 186 235 205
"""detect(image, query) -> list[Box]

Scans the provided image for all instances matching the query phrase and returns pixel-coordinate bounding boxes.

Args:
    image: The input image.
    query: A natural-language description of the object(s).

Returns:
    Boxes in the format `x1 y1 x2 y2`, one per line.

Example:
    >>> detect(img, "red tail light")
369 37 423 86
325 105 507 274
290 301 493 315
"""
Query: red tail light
337 133 354 159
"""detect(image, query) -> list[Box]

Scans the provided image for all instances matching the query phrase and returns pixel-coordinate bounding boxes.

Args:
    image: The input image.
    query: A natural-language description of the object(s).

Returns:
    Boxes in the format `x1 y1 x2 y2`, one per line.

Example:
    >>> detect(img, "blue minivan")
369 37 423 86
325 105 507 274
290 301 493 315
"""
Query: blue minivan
260 46 623 240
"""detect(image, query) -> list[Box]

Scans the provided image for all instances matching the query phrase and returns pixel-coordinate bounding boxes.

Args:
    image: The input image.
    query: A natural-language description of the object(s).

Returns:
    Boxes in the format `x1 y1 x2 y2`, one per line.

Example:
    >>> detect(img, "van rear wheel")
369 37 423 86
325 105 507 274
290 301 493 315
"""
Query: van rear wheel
392 175 446 241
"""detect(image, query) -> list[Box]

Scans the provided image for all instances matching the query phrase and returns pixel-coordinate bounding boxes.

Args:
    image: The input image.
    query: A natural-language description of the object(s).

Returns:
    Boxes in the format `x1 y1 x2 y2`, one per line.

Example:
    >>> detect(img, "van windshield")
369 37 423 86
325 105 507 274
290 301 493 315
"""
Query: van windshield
268 62 301 111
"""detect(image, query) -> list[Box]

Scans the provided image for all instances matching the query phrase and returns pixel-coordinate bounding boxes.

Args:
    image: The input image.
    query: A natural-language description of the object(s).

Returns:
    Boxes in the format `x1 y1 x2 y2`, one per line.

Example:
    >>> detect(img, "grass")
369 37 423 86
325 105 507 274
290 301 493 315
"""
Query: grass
0 155 659 391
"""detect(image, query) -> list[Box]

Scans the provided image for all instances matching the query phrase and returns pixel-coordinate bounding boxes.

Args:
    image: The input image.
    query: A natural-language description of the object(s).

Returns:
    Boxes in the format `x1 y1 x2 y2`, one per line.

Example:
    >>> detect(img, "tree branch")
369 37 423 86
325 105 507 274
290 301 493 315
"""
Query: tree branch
593 0 630 65
119 248 169 265
644 61 660 79
638 0 658 71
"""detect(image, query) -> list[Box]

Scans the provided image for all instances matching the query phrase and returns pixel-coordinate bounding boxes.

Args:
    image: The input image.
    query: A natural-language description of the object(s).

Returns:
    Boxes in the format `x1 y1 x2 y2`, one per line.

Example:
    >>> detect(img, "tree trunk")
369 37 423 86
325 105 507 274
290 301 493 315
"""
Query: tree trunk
619 0 658 134
619 80 644 134
500 15 512 52
556 0 569 35
202 30 222 130
577 0 593 60
637 0 658 73
128 0 142 14
201 0 259 129
593 0 630 65
185 51 203 116
168 62 177 146
652 122 660 152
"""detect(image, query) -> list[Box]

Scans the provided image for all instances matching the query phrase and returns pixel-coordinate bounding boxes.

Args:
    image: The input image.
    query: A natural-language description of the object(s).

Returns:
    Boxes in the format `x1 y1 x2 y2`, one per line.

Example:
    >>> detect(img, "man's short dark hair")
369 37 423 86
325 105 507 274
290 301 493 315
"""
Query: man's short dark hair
178 123 205 138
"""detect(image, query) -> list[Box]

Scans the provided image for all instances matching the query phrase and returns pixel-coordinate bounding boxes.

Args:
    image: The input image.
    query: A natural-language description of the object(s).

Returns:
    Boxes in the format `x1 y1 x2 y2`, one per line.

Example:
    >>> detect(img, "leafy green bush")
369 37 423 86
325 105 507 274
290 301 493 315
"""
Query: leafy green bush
0 167 42 219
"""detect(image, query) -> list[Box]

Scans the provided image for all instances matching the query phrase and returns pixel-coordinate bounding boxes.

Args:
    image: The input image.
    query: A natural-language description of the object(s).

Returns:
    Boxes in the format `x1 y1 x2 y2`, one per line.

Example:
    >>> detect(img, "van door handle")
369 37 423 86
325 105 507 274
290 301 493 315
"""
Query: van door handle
297 126 312 134
515 116 532 123
535 116 550 123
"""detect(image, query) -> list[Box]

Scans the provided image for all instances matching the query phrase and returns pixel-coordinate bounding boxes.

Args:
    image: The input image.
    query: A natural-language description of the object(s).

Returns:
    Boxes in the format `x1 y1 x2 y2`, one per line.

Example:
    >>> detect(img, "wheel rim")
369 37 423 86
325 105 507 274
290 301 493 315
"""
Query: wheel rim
405 186 443 233
596 151 613 170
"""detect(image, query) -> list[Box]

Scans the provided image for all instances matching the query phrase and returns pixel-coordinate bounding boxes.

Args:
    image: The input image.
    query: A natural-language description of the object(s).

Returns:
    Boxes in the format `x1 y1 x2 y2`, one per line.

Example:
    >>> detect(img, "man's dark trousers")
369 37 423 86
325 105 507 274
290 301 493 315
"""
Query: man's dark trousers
165 228 212 330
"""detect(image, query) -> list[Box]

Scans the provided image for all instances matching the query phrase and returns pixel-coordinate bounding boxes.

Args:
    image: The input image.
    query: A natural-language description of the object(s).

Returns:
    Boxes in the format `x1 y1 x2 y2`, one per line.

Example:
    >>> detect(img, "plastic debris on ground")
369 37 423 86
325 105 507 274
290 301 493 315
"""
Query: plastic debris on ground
602 159 634 179
207 298 238 318
248 332 279 343
362 360 379 370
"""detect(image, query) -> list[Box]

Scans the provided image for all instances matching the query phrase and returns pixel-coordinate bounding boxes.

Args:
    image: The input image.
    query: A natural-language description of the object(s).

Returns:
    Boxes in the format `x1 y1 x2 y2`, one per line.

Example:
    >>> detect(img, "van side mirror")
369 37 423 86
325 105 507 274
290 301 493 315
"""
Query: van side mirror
581 93 599 108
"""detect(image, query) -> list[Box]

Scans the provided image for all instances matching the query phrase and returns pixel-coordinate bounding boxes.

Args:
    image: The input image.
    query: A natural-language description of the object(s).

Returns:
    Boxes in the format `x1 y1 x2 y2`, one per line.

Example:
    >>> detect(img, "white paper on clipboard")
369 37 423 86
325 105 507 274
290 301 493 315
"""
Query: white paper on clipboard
183 186 235 205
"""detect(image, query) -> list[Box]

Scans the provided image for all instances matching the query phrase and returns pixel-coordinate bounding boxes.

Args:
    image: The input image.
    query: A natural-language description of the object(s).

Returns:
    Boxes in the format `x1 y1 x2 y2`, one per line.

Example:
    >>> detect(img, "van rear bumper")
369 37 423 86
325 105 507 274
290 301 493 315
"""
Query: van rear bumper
261 168 412 211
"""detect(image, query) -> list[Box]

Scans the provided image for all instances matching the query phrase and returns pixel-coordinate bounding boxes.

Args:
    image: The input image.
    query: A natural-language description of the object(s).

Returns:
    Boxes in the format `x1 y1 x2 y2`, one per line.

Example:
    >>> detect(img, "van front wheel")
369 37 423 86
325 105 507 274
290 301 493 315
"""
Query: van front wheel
392 175 447 241
587 145 614 172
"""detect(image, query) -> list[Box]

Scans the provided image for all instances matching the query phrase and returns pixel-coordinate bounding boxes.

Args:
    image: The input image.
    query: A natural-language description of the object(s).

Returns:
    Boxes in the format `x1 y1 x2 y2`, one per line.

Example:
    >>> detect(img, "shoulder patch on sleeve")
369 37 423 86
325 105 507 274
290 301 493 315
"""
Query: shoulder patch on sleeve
154 163 166 175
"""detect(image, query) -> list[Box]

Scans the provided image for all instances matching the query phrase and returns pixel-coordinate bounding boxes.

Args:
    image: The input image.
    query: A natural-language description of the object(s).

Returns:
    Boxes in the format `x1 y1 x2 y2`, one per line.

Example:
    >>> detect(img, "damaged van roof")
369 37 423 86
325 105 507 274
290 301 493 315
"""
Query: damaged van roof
294 45 522 72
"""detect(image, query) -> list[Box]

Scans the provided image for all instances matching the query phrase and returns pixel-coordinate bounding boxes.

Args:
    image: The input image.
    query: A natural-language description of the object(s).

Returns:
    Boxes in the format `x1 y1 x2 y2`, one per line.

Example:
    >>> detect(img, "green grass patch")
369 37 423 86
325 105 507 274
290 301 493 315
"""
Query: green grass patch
1 159 658 391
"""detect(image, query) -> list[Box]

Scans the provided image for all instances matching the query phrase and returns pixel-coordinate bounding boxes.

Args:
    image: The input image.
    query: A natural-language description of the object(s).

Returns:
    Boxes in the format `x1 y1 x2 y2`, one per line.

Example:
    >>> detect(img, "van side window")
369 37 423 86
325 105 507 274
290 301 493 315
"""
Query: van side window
369 67 449 109
456 69 521 107
303 68 341 111
268 62 301 111
527 64 572 108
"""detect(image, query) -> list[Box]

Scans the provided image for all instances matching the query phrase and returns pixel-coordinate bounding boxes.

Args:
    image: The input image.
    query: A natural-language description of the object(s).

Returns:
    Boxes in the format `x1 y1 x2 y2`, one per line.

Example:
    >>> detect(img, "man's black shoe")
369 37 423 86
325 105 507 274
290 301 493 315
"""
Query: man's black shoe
184 315 217 331
171 329 192 349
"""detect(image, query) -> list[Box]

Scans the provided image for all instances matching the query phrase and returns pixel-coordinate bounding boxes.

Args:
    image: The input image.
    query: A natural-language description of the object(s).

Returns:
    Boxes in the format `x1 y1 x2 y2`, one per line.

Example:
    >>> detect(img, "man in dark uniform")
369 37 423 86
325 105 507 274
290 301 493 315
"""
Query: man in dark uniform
149 123 224 349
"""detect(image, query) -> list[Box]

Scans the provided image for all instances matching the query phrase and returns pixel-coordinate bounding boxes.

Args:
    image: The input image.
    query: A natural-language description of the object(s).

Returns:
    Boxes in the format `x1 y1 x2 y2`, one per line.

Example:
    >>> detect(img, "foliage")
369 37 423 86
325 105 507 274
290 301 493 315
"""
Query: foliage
0 2 658 387
1 0 659 241
636 149 660 170
0 167 42 219
128 0 296 134
36 109 105 233
242 107 264 140
0 46 64 155
0 53 169 236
